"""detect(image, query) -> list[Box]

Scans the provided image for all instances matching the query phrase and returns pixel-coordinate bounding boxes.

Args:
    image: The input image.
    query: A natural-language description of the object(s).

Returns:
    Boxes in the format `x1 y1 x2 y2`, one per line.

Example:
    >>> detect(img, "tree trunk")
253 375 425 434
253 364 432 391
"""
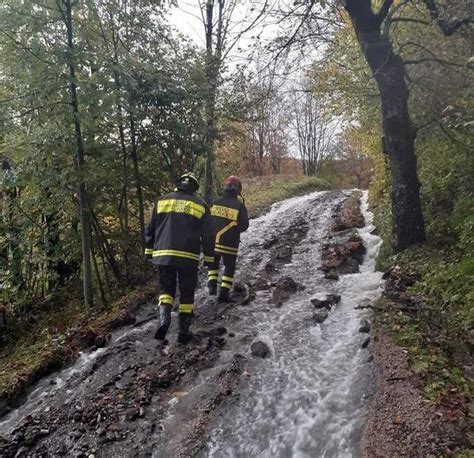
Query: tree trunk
203 2 216 203
90 235 107 306
116 105 130 281
203 94 217 203
129 112 145 250
344 0 425 251
64 0 93 307
203 71 218 202
44 210 79 288
1 160 23 291
89 204 123 285
111 38 130 281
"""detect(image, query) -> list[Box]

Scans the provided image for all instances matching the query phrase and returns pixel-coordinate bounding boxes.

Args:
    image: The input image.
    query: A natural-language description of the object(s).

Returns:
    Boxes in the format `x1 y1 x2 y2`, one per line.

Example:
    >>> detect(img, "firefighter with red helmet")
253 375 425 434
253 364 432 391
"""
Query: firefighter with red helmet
208 176 249 302
145 173 214 344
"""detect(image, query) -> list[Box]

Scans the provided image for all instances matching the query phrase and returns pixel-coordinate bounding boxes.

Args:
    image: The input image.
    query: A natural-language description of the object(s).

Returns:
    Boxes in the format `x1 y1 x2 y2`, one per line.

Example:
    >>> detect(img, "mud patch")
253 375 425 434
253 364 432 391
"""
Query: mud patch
271 276 304 307
264 216 309 271
321 233 366 275
320 192 367 277
331 192 365 232
162 354 246 457
0 328 228 458
0 285 158 417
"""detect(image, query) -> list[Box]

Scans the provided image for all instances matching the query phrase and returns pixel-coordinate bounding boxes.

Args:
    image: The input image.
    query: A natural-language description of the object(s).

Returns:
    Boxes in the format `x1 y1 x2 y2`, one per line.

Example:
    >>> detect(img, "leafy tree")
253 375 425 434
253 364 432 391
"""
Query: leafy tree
275 0 471 251
187 0 270 200
0 0 209 310
291 80 337 176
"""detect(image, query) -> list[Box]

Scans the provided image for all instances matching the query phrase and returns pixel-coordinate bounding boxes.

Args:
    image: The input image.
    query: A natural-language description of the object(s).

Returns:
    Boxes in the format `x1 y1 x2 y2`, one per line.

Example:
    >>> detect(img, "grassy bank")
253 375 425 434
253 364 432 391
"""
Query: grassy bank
242 175 331 218
374 246 472 399
370 193 473 446
0 283 158 408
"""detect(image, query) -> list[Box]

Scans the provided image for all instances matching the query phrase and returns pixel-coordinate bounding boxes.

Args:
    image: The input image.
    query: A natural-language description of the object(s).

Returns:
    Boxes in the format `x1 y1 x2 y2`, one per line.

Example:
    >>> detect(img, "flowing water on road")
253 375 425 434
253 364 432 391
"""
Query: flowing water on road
205 190 383 457
0 190 383 457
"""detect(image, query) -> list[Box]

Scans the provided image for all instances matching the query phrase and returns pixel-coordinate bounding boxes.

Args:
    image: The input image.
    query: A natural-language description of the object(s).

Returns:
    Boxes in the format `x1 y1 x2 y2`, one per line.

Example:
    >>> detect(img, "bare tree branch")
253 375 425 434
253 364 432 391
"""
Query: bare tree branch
271 0 316 64
391 17 431 26
422 0 473 36
403 57 467 68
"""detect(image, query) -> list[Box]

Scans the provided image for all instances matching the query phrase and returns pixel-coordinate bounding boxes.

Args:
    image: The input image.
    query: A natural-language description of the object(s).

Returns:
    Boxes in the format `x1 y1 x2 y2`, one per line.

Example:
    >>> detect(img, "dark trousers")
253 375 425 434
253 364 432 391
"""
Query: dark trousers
208 253 237 290
158 265 198 314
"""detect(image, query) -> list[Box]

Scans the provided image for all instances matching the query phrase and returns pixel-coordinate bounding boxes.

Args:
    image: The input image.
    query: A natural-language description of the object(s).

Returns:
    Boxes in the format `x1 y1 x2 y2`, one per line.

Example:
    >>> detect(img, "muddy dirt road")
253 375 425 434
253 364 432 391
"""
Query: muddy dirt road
0 190 384 457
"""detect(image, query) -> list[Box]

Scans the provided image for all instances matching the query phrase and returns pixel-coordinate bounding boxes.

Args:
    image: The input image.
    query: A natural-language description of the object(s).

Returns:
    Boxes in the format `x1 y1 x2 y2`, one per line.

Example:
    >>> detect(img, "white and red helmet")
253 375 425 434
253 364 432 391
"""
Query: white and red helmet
224 175 242 193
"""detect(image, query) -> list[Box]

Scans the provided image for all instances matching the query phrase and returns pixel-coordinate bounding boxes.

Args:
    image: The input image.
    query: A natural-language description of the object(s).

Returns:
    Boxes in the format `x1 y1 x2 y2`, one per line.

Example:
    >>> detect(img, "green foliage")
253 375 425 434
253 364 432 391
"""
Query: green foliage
0 282 157 401
0 0 210 312
310 0 473 405
375 130 473 358
380 293 471 401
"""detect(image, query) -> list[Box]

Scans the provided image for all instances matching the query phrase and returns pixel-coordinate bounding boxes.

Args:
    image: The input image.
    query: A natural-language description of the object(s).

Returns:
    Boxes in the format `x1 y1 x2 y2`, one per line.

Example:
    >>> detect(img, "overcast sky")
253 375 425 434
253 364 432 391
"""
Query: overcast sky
168 1 280 67
168 2 340 157
169 2 205 46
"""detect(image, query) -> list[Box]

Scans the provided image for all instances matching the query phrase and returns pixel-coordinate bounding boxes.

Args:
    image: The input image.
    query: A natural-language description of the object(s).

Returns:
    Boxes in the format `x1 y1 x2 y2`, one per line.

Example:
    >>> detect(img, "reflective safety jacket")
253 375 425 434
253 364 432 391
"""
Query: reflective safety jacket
211 192 249 256
144 190 215 267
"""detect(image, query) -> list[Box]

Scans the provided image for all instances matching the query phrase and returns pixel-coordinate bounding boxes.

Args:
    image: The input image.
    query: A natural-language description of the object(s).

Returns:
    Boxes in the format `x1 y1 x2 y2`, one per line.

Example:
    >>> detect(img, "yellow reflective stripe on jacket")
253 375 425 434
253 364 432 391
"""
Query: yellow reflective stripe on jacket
215 243 238 253
208 269 219 275
144 248 153 255
203 256 214 263
215 221 238 244
211 205 239 221
157 199 205 219
152 250 199 261
179 303 194 313
222 275 233 283
221 282 232 289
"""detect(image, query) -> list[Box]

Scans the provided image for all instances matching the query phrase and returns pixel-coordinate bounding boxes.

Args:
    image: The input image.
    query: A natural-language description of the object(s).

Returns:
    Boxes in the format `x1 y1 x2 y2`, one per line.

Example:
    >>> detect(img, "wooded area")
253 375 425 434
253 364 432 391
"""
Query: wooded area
0 2 472 454
0 0 472 351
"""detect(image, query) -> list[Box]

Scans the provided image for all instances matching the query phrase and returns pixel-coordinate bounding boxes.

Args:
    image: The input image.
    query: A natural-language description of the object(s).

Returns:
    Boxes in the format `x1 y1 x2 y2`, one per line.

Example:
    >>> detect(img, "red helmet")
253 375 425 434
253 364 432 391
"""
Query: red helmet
224 175 242 193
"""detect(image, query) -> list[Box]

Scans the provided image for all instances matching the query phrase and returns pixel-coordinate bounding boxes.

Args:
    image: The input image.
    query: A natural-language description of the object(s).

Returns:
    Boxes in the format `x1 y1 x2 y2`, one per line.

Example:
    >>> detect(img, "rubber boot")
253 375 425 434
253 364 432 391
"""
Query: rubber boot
217 287 232 303
208 280 217 296
154 303 172 340
177 313 193 344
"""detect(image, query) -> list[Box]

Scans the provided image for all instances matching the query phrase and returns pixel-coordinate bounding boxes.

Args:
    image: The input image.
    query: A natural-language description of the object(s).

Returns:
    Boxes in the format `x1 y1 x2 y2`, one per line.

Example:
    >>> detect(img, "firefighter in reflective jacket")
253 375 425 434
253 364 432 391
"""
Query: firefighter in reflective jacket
145 173 214 344
208 176 249 302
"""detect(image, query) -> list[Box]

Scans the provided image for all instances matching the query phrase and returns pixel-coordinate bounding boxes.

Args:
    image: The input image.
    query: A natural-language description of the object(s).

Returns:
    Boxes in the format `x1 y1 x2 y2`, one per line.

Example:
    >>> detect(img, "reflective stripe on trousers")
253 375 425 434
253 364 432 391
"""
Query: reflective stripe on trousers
207 253 236 289
158 266 197 314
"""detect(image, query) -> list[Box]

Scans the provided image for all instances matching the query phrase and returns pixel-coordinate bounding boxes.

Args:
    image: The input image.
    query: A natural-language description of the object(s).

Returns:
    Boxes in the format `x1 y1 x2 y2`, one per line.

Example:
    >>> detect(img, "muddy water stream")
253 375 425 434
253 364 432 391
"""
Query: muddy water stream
0 190 383 457
203 190 384 457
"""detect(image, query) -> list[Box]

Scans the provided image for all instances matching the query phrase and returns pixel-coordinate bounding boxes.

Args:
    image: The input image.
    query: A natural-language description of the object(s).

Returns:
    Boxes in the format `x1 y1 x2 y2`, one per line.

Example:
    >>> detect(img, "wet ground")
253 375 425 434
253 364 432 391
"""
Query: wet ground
0 190 385 457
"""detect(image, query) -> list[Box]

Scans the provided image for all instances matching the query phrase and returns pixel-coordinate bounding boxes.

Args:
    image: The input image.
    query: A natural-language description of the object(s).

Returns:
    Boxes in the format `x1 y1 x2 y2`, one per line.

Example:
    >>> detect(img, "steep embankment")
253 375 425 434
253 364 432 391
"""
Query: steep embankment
362 275 470 456
362 322 465 457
